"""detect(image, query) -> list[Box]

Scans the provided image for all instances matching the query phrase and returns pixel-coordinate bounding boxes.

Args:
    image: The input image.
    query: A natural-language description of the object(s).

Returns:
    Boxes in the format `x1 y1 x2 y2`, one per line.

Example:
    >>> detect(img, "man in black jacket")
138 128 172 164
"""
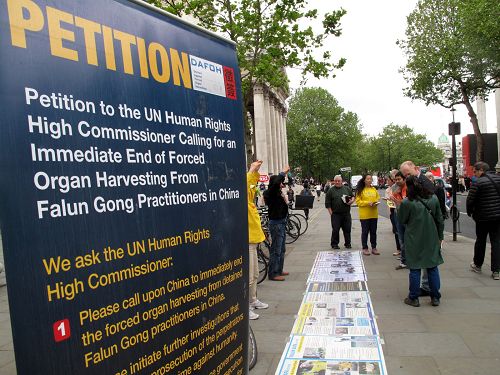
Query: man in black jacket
467 162 500 280
325 175 354 249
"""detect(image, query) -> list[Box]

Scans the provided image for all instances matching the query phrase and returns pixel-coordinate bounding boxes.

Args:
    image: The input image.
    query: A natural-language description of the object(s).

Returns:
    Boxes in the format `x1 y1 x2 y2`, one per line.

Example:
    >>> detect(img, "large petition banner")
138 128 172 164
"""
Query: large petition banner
0 1 247 374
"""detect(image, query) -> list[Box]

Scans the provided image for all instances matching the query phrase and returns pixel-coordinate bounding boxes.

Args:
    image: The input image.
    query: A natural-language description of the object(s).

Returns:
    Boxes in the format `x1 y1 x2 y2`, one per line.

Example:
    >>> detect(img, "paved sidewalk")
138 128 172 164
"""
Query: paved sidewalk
1 198 500 374
251 200 500 375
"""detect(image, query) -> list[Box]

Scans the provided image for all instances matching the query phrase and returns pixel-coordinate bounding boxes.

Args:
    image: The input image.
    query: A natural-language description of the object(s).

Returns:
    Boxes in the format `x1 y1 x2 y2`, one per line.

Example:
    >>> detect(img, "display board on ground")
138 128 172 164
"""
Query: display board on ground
275 251 387 375
0 1 247 374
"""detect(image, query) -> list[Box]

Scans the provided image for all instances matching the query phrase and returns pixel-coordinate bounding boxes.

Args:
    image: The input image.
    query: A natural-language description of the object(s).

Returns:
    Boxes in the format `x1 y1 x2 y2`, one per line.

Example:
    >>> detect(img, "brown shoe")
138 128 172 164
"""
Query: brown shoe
280 272 290 276
371 249 380 255
269 276 286 281
362 249 371 256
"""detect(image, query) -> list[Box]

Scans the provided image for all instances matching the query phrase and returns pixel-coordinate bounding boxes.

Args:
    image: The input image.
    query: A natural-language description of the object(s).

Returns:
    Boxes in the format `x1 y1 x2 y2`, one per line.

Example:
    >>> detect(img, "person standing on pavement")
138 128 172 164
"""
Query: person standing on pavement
247 160 269 319
325 175 355 250
396 176 444 307
300 182 313 220
390 171 408 270
466 162 500 280
355 174 380 256
315 183 322 201
385 170 402 257
264 166 290 281
400 161 435 293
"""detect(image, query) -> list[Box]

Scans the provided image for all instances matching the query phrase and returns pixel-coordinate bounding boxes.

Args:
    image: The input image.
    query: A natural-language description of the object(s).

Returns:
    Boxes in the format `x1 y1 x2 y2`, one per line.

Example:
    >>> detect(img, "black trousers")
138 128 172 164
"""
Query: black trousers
360 218 378 249
330 212 352 247
474 219 500 272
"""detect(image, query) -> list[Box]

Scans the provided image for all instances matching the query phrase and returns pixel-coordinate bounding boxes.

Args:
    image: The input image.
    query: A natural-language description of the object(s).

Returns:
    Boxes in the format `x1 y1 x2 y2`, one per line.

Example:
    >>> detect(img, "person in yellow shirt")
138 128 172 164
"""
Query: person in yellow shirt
355 174 380 255
247 160 269 319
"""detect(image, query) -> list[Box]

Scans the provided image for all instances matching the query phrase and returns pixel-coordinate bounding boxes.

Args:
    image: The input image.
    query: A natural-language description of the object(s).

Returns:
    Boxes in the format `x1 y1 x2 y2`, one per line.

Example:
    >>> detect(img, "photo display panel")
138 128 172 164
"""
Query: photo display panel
0 1 248 374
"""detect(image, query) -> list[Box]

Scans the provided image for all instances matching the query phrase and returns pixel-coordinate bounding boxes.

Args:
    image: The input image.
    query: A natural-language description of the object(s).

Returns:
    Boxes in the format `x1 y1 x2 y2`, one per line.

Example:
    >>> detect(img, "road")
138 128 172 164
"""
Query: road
377 192 476 239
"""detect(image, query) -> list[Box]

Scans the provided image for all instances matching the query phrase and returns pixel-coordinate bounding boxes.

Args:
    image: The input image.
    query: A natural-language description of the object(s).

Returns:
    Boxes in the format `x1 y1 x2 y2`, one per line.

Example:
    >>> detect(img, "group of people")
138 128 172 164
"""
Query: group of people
325 173 381 255
325 161 446 307
247 158 499 317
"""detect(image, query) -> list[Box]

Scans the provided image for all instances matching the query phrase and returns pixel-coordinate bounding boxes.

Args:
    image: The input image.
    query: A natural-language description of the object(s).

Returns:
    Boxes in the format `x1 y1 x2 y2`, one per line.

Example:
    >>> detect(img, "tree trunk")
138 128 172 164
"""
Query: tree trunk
461 90 484 162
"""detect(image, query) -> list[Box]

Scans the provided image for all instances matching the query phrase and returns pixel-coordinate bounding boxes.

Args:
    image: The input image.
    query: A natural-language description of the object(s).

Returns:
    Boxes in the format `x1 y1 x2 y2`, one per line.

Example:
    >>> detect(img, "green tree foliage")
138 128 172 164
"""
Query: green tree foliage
287 88 362 180
398 0 500 161
361 124 443 173
146 0 346 163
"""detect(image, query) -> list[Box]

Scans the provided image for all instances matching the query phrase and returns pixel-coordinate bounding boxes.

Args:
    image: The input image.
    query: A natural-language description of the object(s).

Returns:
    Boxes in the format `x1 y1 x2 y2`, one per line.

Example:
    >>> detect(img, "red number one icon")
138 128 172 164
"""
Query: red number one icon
53 319 71 342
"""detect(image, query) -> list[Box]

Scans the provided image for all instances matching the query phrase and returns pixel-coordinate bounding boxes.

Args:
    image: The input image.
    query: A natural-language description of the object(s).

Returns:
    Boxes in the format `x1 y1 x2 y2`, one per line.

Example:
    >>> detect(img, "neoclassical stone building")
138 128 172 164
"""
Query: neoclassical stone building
251 83 289 176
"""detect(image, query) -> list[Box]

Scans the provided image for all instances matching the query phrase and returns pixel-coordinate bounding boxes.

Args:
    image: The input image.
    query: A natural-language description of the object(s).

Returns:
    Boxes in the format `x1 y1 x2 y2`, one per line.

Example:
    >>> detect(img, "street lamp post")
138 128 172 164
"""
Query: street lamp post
449 108 461 241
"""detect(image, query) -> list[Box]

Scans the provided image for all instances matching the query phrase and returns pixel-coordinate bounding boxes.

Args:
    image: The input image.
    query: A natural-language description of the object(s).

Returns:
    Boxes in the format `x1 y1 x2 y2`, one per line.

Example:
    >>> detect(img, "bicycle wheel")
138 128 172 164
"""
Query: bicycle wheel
257 240 270 261
248 324 258 370
285 219 300 244
290 212 308 235
287 214 302 234
257 253 267 284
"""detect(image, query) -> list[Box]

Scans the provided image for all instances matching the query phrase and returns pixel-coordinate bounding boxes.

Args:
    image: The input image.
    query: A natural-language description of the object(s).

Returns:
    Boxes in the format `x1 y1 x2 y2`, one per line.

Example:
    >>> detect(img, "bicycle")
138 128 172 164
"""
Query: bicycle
248 324 258 370
257 246 268 284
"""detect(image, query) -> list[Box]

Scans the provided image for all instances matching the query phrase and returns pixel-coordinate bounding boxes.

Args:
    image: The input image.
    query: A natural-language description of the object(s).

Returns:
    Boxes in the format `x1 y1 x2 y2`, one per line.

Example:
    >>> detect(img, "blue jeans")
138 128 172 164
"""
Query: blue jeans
360 218 378 249
269 219 286 278
409 267 441 300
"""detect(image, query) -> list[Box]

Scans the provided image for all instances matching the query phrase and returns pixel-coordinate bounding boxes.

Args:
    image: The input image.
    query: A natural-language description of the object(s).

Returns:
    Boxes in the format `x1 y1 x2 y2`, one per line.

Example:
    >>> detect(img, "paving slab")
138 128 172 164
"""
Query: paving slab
434 356 500 374
460 333 500 357
384 332 473 357
385 356 441 375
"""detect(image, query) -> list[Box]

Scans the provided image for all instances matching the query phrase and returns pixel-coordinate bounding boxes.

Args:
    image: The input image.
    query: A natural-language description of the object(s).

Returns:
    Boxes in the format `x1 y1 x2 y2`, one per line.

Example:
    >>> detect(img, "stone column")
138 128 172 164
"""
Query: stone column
274 100 283 170
476 97 487 133
495 89 500 172
253 85 269 174
278 108 286 166
281 109 289 166
269 99 279 174
263 88 274 175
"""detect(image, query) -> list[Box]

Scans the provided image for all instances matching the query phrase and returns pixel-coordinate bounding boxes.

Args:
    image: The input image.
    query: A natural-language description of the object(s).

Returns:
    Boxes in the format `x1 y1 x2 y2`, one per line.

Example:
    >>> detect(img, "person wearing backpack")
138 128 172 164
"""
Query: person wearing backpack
466 162 500 280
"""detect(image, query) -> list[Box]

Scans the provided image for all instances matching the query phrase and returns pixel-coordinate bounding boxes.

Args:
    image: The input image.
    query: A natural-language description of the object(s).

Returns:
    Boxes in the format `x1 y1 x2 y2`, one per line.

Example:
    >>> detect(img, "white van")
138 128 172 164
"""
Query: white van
351 175 362 188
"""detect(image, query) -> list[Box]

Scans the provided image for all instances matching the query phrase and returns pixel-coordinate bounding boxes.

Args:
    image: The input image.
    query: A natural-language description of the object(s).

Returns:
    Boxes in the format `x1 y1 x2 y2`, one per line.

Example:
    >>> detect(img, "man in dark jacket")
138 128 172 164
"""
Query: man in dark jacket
467 162 500 280
325 175 354 249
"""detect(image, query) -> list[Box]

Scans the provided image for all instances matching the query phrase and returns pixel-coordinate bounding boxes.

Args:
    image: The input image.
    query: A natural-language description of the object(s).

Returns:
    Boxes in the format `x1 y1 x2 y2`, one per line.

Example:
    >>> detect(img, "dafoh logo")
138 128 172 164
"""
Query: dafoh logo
189 55 236 100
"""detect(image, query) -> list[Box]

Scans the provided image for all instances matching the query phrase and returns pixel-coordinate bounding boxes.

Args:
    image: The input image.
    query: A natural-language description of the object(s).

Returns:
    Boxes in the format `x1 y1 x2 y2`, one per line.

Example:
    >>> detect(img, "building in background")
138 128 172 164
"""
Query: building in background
437 133 464 177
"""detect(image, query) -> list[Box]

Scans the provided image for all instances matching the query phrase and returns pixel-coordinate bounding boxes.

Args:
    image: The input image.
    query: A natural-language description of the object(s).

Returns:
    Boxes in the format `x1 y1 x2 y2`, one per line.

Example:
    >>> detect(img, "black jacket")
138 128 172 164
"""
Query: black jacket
434 186 447 218
466 172 500 221
263 173 288 220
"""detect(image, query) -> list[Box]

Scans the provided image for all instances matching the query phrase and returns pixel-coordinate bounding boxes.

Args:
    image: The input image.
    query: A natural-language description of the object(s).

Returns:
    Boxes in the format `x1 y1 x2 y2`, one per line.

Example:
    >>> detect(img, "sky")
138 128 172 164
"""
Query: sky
286 0 498 145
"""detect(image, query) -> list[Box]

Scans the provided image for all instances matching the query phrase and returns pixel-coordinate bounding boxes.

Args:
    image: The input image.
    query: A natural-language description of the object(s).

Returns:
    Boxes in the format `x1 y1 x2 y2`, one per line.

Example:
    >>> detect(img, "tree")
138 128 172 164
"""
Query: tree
287 88 363 180
361 124 444 173
398 0 500 161
146 0 346 164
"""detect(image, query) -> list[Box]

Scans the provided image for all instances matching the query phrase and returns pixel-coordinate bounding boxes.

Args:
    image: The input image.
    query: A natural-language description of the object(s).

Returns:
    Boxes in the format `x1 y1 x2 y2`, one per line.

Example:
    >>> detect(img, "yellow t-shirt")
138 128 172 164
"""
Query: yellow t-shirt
247 172 266 244
355 186 380 220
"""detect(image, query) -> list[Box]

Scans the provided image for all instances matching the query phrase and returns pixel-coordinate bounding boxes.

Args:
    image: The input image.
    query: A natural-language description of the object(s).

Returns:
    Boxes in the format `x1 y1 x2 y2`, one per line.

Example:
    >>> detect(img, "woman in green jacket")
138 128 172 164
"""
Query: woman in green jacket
397 176 444 307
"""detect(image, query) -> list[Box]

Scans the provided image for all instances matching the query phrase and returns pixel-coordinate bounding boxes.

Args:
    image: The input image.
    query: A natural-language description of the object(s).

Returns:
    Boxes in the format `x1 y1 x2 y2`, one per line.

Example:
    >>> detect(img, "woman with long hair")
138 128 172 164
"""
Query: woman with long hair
263 166 290 281
397 176 444 307
355 174 380 256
